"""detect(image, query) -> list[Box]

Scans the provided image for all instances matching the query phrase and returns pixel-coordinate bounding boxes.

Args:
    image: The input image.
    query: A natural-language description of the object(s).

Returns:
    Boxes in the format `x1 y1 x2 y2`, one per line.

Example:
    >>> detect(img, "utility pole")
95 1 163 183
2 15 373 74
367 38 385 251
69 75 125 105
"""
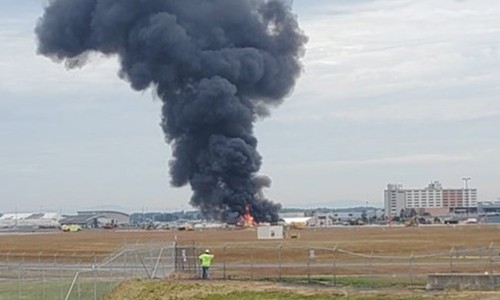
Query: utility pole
366 201 369 224
462 177 471 189
462 177 471 216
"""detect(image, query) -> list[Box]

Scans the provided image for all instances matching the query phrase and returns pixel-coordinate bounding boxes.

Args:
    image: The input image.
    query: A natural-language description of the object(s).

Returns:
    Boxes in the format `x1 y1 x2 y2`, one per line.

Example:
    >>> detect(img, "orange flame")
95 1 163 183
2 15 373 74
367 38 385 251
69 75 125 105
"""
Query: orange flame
239 204 256 227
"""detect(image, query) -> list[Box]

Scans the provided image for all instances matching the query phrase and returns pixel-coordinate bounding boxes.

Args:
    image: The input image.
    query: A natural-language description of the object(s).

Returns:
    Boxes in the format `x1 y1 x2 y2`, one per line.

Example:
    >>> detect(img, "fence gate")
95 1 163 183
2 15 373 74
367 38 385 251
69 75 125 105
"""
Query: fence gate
175 245 199 274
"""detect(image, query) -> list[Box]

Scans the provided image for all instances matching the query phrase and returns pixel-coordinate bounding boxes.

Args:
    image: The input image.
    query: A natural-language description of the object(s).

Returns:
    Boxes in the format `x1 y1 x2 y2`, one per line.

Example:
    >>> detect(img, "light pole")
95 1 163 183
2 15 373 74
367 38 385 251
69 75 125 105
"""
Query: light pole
462 177 471 216
462 177 471 189
365 201 370 224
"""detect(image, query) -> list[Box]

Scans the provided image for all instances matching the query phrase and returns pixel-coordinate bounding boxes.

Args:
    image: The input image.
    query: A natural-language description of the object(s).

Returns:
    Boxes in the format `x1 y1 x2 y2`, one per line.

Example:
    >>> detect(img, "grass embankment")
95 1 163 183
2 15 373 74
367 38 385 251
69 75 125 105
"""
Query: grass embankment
0 280 118 300
277 275 426 288
104 280 500 300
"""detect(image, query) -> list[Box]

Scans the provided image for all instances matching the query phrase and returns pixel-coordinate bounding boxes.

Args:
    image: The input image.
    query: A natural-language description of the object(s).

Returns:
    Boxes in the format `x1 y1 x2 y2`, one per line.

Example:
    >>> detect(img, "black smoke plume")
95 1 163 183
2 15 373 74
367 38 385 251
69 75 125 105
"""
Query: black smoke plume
35 0 306 222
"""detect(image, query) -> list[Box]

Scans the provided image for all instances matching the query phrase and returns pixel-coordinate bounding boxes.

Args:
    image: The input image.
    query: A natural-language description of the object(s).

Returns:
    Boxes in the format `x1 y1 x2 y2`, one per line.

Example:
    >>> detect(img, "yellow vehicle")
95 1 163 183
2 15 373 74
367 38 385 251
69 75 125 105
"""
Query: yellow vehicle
61 224 82 232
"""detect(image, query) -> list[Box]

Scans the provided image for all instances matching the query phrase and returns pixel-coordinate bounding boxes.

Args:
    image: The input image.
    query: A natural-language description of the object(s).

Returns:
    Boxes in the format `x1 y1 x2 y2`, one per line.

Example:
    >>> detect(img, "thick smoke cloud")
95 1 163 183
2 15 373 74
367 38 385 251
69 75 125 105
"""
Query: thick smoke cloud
36 0 306 222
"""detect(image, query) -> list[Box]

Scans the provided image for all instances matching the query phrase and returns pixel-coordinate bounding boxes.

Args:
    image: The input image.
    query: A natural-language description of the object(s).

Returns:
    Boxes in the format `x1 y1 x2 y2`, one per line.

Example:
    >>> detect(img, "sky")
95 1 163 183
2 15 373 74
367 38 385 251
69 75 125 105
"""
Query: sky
1 0 500 213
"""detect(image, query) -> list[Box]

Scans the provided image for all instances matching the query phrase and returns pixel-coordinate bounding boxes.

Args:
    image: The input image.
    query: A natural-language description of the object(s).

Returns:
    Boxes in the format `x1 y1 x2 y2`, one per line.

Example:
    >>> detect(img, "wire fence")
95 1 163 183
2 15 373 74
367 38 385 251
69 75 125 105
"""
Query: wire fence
2 241 500 299
0 242 175 300
176 242 500 284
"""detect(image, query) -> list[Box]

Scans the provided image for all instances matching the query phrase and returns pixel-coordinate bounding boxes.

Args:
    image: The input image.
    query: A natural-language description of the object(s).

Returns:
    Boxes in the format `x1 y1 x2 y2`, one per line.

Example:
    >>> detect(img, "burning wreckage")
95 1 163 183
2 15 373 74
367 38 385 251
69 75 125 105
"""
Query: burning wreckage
35 0 306 223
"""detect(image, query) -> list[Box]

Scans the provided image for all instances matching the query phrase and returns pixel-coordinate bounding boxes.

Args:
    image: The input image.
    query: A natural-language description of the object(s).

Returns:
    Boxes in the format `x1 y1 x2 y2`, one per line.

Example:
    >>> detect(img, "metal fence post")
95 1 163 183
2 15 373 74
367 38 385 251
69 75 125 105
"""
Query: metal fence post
124 251 128 280
480 246 485 272
37 252 45 300
173 241 178 271
409 252 414 286
307 247 311 283
59 254 64 300
52 254 56 299
449 247 454 273
108 257 113 294
250 245 254 281
77 273 81 300
489 242 494 275
93 252 97 300
172 242 177 276
332 246 337 286
149 245 154 274
369 252 373 275
132 249 136 278
194 241 199 278
223 244 227 280
17 258 21 300
278 244 282 281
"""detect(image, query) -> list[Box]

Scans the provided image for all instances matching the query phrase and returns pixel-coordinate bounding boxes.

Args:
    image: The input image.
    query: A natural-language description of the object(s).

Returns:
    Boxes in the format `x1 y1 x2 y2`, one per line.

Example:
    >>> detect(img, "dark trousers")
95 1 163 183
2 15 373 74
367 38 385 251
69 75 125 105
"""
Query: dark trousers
201 266 209 279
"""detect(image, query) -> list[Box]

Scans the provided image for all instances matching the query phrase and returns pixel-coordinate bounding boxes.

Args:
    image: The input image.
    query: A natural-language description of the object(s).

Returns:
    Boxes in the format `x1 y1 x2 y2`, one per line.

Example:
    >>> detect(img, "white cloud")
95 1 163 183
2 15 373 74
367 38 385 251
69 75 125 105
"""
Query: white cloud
0 12 126 95
328 97 500 122
276 153 476 171
286 0 500 123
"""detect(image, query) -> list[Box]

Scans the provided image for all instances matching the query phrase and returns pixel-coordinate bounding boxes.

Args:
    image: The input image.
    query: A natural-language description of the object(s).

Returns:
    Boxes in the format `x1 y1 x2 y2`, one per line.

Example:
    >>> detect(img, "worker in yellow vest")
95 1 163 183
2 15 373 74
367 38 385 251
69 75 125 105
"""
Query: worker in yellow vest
199 249 214 279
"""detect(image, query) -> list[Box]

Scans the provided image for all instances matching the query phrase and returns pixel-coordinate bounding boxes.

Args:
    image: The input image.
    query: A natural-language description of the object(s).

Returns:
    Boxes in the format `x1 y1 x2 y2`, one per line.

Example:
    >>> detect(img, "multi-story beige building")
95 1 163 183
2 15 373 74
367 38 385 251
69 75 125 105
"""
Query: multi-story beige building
384 184 406 218
384 181 477 217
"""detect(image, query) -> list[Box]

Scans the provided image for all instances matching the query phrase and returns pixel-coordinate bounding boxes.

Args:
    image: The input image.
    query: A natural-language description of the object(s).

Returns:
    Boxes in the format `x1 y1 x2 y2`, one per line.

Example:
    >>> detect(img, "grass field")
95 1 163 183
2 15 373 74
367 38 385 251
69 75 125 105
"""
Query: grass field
3 225 500 299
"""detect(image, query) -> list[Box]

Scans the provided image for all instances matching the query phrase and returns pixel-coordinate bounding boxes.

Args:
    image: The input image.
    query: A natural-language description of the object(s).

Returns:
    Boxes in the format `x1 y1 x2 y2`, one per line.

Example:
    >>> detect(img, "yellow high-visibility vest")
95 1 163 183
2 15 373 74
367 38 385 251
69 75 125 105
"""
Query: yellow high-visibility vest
199 253 214 267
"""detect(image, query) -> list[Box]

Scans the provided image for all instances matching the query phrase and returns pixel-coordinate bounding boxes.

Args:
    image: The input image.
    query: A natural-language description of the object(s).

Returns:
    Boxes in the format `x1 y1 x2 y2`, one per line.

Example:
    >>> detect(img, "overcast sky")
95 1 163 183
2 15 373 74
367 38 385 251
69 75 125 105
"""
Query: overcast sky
1 0 499 213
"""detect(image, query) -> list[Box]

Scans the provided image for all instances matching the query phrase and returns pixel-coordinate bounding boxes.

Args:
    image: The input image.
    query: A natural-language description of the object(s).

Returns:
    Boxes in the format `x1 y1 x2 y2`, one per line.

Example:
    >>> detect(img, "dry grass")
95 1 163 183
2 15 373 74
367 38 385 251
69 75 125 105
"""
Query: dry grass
103 279 500 300
2 225 500 256
4 226 500 299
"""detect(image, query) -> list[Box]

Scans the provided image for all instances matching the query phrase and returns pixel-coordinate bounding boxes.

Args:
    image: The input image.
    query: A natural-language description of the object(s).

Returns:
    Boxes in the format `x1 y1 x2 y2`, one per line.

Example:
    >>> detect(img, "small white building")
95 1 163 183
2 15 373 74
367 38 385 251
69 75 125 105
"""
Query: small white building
257 226 284 240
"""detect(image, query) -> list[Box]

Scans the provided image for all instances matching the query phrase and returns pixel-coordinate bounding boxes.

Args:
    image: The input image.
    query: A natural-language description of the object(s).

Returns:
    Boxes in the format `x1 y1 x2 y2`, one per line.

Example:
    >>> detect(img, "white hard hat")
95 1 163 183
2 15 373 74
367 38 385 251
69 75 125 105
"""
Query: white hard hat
205 249 210 253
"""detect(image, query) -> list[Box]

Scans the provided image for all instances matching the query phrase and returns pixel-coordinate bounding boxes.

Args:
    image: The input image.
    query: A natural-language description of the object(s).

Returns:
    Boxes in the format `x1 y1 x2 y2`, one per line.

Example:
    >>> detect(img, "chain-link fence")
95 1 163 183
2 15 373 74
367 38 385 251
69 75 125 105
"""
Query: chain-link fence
176 242 500 284
0 242 175 300
2 240 499 299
